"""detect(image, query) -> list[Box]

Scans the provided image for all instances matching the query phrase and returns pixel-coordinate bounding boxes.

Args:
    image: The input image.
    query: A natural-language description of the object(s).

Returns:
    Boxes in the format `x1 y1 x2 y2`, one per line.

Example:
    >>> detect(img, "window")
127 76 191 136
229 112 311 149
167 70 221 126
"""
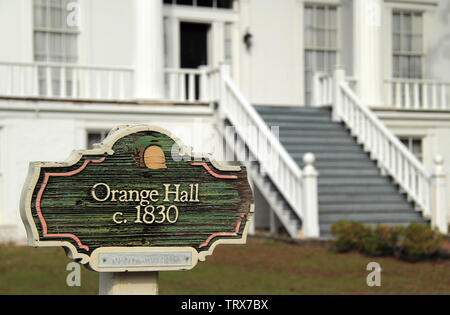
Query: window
33 0 79 96
87 131 108 149
163 0 234 9
392 11 423 79
400 137 423 161
304 4 339 105
224 22 233 68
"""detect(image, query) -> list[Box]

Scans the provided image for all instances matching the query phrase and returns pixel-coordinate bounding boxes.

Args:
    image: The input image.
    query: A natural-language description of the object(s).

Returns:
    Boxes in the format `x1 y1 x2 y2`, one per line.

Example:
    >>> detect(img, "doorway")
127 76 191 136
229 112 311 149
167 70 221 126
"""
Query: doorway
180 22 210 101
180 22 210 69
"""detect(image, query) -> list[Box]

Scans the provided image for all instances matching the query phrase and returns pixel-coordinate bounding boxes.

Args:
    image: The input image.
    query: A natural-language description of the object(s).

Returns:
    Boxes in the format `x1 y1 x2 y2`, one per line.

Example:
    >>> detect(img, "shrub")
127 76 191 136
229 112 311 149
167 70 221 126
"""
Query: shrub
331 220 371 252
361 225 402 256
399 223 445 260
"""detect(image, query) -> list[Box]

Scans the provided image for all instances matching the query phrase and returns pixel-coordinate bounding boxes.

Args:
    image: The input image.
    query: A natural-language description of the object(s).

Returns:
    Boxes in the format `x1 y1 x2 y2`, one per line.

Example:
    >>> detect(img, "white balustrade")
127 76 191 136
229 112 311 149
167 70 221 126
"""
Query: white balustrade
385 79 450 110
0 61 134 101
164 67 220 103
314 68 447 232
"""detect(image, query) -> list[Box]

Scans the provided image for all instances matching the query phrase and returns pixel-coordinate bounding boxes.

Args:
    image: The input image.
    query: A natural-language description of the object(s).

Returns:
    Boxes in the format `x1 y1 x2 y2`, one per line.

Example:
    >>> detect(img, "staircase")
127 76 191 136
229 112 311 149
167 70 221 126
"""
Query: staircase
255 105 429 237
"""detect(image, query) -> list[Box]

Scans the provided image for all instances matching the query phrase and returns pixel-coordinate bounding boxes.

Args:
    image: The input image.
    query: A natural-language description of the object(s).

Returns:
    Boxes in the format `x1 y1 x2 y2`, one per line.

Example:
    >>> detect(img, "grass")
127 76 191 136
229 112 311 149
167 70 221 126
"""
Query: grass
0 237 449 294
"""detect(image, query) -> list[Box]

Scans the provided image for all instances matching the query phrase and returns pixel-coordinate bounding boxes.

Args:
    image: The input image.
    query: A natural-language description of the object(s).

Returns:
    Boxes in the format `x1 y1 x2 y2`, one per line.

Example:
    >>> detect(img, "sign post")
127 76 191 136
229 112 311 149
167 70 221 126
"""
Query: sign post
21 125 254 294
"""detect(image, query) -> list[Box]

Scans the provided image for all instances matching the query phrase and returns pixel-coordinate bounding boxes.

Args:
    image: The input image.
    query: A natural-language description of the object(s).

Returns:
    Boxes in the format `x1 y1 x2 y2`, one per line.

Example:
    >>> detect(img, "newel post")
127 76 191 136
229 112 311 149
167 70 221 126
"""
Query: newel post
432 154 448 234
302 153 319 238
332 67 345 122
218 63 231 120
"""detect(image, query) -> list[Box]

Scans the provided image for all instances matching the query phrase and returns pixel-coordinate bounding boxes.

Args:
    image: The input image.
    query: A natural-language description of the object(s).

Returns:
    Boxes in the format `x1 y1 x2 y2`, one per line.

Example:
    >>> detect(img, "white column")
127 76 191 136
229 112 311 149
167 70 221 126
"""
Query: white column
353 0 384 107
133 0 165 101
302 153 319 238
432 155 448 234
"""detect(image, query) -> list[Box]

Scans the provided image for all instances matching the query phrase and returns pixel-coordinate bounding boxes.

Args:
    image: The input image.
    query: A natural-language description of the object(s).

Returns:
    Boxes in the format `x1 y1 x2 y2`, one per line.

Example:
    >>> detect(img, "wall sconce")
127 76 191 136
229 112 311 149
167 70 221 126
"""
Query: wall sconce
243 29 253 51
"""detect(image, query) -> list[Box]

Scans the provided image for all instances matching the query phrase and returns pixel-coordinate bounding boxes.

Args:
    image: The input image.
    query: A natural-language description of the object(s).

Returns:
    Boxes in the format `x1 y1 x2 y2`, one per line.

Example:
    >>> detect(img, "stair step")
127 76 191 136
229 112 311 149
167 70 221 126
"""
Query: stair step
265 122 348 132
259 114 333 124
291 151 371 160
255 105 331 115
319 193 406 203
312 160 378 169
318 177 391 185
319 203 415 212
277 129 352 138
318 185 399 194
280 136 357 145
319 212 424 223
284 144 364 153
316 168 381 177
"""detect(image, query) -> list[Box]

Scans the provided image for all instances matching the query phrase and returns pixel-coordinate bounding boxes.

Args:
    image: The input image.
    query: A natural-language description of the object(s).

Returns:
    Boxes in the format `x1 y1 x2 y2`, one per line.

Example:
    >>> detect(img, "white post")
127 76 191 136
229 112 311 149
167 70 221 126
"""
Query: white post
302 153 319 238
432 155 448 234
199 66 209 102
332 67 345 122
99 272 158 295
218 63 231 119
133 0 164 101
311 72 321 107
353 0 384 107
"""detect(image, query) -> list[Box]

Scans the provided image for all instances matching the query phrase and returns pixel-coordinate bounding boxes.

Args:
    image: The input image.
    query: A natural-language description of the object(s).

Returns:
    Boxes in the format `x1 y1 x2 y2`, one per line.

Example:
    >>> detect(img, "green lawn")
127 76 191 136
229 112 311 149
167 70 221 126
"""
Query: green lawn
0 237 448 294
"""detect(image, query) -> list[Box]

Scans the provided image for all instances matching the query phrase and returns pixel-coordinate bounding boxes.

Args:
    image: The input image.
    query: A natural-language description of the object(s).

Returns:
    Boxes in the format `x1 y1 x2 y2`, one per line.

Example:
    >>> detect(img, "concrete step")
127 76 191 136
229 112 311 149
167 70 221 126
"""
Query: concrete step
319 203 415 212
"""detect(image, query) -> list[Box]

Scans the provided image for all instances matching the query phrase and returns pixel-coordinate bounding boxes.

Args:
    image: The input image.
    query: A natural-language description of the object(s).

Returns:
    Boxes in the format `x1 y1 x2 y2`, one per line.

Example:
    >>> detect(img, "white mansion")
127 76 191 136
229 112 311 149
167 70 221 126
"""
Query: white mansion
0 0 449 242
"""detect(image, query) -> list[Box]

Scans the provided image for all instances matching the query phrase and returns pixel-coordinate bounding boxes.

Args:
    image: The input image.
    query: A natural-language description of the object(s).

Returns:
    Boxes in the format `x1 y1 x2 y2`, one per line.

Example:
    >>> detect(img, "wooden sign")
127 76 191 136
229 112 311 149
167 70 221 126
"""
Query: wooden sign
21 125 254 272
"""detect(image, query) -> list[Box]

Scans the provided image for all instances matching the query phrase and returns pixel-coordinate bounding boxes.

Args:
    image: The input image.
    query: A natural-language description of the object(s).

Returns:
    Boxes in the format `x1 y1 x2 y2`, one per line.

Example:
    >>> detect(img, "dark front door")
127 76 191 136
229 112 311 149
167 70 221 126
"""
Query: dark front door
180 22 209 69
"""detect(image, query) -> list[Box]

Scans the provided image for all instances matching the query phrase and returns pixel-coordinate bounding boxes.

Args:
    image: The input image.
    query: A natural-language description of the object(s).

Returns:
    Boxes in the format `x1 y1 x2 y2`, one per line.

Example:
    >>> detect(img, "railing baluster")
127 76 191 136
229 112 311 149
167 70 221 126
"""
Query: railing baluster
441 83 446 110
404 83 411 109
422 83 428 109
432 84 438 109
413 83 419 109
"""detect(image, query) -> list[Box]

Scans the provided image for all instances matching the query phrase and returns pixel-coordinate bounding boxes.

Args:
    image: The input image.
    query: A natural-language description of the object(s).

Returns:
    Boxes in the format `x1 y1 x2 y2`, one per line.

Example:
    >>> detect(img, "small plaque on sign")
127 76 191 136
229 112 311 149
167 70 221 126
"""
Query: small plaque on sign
99 252 192 268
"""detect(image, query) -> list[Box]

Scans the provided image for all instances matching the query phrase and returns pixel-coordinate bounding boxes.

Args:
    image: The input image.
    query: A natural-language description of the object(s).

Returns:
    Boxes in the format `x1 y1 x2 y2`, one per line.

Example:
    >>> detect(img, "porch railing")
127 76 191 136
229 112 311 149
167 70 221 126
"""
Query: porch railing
164 67 221 103
313 69 448 233
385 78 450 110
0 61 134 101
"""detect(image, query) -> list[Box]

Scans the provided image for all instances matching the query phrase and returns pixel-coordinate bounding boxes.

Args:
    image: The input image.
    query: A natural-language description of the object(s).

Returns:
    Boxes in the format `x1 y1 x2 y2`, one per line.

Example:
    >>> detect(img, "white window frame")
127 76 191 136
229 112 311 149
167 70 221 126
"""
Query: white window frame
392 9 425 79
399 135 424 162
383 0 438 82
163 4 239 75
303 2 341 105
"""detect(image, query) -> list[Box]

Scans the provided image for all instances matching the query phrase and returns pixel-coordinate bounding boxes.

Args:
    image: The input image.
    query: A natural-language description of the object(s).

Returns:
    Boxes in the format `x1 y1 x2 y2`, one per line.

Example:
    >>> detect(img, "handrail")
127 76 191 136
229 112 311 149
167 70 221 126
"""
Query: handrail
220 69 304 221
336 72 433 217
0 61 133 72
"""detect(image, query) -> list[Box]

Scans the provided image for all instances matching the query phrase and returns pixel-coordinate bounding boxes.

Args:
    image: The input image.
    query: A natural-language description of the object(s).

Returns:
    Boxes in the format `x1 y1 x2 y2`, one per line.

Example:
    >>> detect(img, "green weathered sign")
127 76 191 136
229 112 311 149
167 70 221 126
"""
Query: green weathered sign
21 125 254 272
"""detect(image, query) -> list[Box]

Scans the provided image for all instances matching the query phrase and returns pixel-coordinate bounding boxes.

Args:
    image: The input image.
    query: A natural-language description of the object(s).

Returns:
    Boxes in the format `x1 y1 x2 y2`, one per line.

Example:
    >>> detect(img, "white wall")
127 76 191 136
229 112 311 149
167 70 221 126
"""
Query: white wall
425 0 450 82
79 0 134 66
0 0 33 63
239 0 303 106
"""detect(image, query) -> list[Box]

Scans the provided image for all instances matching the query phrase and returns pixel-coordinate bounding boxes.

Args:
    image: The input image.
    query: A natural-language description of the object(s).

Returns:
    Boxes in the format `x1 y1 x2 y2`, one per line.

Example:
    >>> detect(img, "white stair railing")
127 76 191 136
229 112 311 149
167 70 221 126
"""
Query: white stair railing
217 65 319 238
314 68 447 232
